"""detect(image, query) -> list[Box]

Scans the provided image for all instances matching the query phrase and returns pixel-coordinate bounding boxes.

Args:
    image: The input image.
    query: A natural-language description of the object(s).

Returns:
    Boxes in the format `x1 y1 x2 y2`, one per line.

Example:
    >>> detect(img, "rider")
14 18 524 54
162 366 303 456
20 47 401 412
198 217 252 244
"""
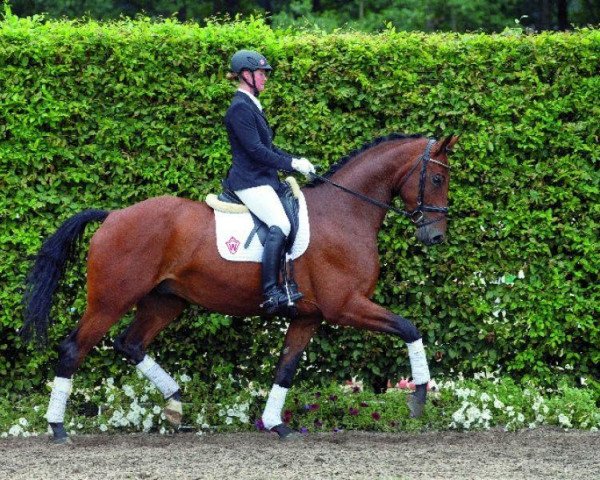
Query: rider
224 49 316 315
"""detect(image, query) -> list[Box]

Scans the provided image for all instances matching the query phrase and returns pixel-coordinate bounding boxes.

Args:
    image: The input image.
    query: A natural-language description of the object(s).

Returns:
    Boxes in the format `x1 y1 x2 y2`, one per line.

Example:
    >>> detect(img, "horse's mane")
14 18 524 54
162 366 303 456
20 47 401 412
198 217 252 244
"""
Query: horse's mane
306 133 425 187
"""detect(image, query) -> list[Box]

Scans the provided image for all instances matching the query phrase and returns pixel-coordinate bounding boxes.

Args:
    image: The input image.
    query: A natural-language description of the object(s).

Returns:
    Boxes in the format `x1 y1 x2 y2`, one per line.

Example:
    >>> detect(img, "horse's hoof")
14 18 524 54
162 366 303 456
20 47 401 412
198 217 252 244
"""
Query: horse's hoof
51 435 72 445
271 423 304 441
49 422 71 444
407 393 425 418
164 398 183 427
165 409 182 426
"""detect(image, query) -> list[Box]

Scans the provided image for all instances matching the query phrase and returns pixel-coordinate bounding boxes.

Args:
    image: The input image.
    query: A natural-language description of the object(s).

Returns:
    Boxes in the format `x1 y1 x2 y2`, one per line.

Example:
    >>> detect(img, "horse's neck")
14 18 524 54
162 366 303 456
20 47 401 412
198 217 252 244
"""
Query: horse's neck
322 142 414 228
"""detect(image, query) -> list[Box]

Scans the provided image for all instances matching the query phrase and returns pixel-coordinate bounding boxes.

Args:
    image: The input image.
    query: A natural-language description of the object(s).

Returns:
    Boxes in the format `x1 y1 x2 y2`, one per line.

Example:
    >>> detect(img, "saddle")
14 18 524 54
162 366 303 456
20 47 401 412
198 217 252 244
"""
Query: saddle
206 178 301 253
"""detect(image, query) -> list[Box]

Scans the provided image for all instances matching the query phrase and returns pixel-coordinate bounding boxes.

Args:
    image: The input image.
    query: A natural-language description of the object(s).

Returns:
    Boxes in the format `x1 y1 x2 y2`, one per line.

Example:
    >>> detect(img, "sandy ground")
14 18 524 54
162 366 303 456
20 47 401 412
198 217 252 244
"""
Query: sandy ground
1 428 598 480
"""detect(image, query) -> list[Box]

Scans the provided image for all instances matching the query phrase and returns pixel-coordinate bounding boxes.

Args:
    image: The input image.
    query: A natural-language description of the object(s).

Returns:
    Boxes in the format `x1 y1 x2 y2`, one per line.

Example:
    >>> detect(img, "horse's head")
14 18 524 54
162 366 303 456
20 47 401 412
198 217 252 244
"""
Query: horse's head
396 135 458 246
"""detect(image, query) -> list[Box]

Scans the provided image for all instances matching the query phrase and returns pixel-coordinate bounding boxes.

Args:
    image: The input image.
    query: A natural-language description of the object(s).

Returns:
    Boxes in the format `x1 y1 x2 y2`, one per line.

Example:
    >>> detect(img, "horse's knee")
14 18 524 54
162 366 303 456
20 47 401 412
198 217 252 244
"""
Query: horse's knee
55 329 80 378
114 331 145 364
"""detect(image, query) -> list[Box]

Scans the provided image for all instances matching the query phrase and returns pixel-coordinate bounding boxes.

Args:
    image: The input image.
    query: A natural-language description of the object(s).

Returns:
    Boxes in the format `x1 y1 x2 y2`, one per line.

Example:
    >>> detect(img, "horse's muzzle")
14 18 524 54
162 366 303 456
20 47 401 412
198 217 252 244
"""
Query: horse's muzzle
416 223 446 246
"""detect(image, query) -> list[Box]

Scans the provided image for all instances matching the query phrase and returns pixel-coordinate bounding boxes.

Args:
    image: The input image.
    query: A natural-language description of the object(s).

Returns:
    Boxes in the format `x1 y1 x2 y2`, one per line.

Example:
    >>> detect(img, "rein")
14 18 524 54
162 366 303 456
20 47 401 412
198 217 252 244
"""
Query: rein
310 139 450 227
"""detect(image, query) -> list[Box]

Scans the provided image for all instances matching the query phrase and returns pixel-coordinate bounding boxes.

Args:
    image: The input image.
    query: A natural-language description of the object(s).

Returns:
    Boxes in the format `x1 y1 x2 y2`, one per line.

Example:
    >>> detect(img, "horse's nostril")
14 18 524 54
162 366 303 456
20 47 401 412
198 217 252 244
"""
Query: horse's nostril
431 234 444 244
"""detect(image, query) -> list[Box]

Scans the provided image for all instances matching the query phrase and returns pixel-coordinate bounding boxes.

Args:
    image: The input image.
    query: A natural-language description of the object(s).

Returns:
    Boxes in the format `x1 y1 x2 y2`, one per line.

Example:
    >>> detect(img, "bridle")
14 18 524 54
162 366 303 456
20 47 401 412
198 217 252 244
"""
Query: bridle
310 138 450 227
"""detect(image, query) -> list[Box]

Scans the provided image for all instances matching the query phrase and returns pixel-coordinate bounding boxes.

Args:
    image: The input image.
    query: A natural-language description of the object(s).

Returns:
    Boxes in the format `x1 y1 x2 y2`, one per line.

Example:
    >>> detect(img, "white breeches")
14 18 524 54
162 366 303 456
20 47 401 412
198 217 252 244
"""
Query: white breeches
235 185 291 236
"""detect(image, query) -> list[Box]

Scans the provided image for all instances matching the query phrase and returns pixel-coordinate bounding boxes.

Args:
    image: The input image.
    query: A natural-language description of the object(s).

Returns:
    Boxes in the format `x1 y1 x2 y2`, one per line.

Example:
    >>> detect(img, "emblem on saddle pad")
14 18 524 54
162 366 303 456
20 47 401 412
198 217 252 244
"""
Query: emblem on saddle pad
225 236 241 254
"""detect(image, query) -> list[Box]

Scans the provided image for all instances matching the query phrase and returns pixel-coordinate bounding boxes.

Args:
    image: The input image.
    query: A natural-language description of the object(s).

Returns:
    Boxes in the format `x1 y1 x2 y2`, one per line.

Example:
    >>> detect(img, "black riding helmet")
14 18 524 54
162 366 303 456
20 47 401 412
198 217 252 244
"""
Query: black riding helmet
230 49 272 96
230 49 273 74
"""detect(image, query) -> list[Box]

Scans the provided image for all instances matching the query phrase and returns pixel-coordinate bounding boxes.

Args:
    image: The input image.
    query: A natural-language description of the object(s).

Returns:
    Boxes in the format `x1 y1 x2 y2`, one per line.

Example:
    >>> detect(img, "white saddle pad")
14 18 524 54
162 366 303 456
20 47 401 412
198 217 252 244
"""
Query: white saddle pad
213 191 310 262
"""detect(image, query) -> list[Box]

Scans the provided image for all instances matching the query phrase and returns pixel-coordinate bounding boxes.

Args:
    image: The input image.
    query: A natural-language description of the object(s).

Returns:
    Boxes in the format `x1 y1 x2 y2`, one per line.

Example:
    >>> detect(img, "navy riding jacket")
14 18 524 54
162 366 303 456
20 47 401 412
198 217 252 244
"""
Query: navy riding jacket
224 91 295 191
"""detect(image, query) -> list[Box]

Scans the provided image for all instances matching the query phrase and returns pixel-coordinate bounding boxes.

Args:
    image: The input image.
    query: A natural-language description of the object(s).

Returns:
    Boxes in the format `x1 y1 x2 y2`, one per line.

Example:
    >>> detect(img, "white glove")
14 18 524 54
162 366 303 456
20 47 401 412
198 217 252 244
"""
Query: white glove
291 157 316 177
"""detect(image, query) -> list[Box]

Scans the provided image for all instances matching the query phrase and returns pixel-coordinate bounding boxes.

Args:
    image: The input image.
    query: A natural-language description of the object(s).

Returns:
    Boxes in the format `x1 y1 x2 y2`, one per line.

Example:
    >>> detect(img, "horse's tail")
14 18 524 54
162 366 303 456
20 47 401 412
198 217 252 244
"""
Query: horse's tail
21 209 110 345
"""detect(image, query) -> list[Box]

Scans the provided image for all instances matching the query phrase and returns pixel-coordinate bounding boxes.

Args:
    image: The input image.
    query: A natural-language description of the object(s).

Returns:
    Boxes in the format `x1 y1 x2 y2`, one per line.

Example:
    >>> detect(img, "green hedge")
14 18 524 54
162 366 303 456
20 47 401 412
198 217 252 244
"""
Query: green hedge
0 11 598 396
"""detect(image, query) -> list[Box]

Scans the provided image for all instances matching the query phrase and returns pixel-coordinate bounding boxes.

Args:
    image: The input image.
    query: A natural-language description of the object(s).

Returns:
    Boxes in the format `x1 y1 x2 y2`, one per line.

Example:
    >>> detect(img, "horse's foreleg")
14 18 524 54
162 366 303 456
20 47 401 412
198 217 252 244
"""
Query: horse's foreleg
334 296 430 417
114 291 187 426
262 317 320 439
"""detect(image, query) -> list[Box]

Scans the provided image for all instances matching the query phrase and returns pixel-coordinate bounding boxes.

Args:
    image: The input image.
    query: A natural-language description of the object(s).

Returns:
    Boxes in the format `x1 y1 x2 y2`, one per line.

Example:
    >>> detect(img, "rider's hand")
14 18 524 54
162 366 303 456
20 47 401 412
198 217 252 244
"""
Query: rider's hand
291 157 316 177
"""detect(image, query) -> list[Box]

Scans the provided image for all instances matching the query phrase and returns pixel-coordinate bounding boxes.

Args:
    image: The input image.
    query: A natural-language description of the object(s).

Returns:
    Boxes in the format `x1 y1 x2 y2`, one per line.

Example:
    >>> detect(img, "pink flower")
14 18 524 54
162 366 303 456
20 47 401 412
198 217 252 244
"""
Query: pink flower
397 378 409 389
371 412 381 421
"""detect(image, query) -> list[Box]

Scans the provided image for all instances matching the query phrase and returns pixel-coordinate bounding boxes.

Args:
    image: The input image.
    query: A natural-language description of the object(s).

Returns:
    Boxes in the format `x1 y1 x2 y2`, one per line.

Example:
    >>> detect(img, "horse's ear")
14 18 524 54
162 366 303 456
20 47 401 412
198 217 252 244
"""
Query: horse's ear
433 135 459 156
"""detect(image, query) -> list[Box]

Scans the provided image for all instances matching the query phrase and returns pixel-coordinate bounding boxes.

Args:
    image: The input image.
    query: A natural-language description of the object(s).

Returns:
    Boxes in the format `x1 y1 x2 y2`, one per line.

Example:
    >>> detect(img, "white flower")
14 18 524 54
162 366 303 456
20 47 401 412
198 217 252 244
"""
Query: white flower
179 374 191 383
106 378 115 387
153 405 161 415
518 269 525 279
480 393 491 403
494 398 504 409
517 413 525 423
142 415 153 432
452 408 466 423
558 414 572 428
455 388 474 400
122 385 135 398
8 425 23 436
18 418 29 427
466 405 482 422
99 424 108 432
225 417 233 425
542 405 549 415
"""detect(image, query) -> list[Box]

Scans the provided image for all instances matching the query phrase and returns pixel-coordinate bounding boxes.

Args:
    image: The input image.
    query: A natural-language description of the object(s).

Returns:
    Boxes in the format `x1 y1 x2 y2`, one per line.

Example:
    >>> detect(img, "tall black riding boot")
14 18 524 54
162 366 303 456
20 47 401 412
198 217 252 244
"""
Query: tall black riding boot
261 226 302 315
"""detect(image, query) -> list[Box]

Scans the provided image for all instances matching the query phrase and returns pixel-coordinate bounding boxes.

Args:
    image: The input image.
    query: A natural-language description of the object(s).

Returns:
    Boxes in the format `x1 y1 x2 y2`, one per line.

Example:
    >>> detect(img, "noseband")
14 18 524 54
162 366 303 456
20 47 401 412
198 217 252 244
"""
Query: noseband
311 139 449 227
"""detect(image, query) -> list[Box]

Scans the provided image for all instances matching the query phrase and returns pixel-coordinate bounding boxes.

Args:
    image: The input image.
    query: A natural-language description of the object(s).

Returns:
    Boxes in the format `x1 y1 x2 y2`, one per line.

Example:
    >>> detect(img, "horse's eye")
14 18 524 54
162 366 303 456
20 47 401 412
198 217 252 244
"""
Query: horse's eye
432 174 444 186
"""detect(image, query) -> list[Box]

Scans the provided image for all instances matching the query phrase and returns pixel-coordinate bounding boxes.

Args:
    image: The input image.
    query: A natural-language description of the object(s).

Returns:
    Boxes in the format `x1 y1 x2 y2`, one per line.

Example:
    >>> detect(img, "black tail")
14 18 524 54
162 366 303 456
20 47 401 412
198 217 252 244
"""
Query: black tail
21 209 110 345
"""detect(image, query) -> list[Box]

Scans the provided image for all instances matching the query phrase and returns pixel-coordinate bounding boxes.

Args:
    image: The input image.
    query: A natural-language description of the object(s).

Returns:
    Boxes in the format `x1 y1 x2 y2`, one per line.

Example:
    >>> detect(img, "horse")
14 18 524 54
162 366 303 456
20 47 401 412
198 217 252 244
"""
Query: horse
21 133 457 443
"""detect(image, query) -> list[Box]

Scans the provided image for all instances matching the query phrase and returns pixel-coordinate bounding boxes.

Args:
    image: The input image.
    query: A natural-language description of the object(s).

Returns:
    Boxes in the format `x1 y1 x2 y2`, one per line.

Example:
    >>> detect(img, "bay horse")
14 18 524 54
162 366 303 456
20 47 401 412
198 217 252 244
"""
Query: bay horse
22 133 457 443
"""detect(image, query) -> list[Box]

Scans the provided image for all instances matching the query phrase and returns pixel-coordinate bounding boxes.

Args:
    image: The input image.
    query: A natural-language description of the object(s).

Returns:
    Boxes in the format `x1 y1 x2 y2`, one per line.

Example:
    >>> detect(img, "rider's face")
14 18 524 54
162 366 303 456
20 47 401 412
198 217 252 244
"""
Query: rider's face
243 69 269 92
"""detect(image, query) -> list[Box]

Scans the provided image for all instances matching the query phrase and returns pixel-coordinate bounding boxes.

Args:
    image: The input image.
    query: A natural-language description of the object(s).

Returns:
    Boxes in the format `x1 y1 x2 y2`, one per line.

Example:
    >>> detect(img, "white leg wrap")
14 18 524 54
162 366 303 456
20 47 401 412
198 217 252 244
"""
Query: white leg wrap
136 355 180 399
407 338 431 385
46 377 72 423
261 384 288 430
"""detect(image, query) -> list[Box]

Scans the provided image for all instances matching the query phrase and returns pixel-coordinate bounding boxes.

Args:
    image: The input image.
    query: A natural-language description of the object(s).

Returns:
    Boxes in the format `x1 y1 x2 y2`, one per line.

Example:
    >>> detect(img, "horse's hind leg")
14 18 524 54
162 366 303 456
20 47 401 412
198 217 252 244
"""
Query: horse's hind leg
47 305 126 443
114 291 187 426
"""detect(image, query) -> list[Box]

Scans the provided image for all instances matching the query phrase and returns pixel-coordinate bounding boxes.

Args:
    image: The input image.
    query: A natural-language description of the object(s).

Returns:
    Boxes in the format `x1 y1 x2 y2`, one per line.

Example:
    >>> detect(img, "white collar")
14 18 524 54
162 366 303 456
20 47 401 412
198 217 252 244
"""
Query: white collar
237 88 262 111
